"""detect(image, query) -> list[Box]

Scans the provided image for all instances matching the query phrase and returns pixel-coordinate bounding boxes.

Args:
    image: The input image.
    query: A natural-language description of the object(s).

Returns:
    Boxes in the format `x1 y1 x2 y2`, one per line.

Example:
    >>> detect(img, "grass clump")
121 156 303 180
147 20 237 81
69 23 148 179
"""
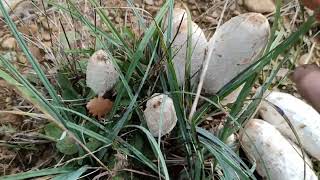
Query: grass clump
0 0 317 179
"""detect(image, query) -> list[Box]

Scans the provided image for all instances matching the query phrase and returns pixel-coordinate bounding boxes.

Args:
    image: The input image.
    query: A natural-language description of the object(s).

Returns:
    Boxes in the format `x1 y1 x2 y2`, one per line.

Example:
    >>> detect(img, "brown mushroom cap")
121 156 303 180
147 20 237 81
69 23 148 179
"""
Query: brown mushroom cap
291 64 320 112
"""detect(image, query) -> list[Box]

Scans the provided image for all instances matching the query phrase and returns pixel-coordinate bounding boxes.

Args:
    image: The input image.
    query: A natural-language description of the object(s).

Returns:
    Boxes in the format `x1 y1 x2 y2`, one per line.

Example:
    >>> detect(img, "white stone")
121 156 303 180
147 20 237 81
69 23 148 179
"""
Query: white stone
244 0 276 13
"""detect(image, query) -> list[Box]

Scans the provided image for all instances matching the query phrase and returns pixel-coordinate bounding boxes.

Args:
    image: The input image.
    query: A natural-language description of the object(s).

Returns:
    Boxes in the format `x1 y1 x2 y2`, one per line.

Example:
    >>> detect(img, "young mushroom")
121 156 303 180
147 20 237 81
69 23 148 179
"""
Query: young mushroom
290 64 320 112
144 94 177 137
203 13 270 94
86 50 119 117
259 91 320 160
240 119 317 180
166 8 207 86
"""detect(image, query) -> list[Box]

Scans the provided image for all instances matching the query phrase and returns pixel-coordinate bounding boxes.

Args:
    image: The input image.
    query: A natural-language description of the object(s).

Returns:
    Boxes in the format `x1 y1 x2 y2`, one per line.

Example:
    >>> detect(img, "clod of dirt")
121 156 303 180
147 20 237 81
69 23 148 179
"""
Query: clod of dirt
291 64 320 112
203 13 270 94
240 119 317 180
243 0 276 13
1 37 17 50
86 96 113 118
144 94 177 137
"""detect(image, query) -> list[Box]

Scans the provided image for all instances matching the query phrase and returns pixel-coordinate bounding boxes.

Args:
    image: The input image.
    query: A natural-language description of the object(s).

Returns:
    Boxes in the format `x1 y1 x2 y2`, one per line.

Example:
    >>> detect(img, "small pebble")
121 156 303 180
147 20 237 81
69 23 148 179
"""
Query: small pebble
41 20 50 30
145 0 154 5
244 0 276 13
42 31 51 41
1 37 17 50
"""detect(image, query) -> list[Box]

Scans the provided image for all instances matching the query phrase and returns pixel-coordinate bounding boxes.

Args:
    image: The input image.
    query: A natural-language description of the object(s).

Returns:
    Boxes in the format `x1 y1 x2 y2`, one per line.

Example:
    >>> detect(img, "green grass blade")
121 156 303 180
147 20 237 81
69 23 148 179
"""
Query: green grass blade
108 39 157 139
52 166 88 180
88 0 133 54
0 167 73 180
198 128 255 180
0 56 67 126
127 125 170 180
0 1 66 118
118 140 160 175
193 16 315 124
66 122 112 144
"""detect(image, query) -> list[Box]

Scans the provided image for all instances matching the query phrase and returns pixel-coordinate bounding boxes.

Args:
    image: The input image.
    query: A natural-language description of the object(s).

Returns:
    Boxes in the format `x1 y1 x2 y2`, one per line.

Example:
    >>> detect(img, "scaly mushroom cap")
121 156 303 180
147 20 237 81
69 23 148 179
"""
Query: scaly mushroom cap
144 94 177 137
86 50 120 96
291 64 320 112
166 8 207 86
259 91 320 160
203 13 270 94
240 119 317 180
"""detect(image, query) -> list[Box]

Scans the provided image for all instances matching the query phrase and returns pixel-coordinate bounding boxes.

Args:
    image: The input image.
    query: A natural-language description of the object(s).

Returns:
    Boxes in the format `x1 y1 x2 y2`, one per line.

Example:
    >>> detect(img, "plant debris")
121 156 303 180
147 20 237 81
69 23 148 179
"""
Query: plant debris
86 96 113 118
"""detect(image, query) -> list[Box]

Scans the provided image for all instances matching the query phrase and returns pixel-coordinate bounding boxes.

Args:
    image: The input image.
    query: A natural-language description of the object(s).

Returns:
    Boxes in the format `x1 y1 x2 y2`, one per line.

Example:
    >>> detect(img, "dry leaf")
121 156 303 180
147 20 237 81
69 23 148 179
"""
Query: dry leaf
86 96 113 118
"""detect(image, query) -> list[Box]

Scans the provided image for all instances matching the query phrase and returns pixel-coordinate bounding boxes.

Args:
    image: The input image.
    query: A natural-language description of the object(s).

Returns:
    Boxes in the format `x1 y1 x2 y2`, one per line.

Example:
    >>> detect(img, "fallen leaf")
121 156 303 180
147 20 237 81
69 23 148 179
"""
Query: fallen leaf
86 96 113 118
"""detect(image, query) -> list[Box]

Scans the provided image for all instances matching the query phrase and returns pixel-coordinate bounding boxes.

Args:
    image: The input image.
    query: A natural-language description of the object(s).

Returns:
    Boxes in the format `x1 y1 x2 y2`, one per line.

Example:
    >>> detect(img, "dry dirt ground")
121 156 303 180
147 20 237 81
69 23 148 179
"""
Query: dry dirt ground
0 0 319 176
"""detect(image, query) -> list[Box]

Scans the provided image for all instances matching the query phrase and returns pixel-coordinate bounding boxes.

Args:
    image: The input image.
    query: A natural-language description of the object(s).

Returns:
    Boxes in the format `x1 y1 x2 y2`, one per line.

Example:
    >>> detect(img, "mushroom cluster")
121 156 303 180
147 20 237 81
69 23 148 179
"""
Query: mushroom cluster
145 10 271 137
239 89 320 179
84 9 320 179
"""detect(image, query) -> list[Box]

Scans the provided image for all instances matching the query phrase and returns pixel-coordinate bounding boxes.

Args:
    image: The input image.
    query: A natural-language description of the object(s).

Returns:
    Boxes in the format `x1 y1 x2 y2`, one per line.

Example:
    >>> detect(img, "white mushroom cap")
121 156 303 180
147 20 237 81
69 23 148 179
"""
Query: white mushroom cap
259 91 320 160
167 8 207 86
203 13 270 94
86 50 120 96
240 119 317 180
144 94 177 137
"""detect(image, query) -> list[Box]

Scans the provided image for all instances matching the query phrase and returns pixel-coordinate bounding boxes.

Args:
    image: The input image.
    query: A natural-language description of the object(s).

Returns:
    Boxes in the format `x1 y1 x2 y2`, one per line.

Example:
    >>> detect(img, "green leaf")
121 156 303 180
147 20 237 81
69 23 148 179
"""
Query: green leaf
57 71 79 100
127 125 169 180
52 166 88 180
59 30 80 49
56 136 79 155
86 138 102 151
44 122 63 140
0 167 73 180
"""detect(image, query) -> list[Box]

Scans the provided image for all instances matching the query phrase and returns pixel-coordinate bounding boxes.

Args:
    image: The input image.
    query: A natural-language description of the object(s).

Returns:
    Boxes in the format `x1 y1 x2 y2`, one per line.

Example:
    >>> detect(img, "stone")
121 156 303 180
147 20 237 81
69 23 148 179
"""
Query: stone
1 37 17 50
145 0 154 5
244 0 276 13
